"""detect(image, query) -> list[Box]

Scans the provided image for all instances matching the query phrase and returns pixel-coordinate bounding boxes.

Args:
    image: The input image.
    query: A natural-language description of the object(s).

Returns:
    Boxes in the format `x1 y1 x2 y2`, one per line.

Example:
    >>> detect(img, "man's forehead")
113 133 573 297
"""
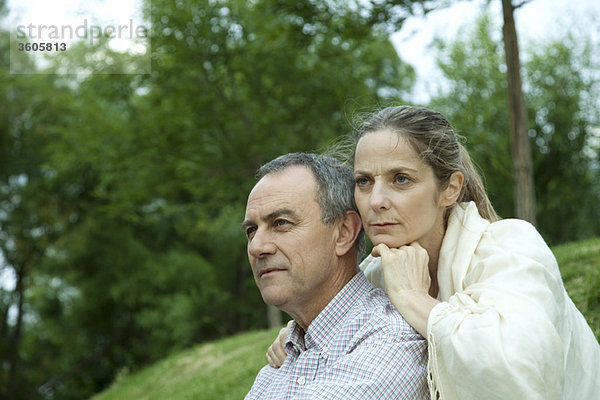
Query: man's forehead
251 166 315 197
245 166 317 217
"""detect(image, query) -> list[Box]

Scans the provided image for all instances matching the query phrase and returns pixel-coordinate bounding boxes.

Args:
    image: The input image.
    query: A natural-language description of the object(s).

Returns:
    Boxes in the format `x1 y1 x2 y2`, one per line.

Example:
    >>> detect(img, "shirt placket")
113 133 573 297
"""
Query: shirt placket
288 339 320 396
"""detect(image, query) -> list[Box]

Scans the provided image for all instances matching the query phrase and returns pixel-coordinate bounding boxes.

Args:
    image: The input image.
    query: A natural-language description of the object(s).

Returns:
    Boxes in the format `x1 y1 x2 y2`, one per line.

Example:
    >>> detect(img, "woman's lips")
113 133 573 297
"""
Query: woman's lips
370 222 398 230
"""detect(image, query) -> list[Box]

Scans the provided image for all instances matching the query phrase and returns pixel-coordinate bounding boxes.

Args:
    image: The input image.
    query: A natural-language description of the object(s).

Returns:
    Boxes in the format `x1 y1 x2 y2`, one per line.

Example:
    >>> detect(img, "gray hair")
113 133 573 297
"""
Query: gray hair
257 152 365 261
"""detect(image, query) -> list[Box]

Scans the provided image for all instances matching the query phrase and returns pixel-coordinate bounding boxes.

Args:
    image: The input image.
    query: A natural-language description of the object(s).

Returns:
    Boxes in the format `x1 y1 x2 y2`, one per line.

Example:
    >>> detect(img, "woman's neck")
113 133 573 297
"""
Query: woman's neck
424 218 446 299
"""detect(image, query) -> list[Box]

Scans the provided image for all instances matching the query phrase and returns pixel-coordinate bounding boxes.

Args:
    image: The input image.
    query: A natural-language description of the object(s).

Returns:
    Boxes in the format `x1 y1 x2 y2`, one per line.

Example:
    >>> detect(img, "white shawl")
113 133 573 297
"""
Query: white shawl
360 202 600 399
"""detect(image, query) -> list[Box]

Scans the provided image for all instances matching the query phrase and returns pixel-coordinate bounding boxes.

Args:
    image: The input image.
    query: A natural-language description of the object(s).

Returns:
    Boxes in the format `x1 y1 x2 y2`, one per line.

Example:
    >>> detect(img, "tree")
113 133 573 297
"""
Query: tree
430 14 515 217
429 11 600 244
524 34 600 243
501 0 536 224
133 0 419 336
0 25 82 397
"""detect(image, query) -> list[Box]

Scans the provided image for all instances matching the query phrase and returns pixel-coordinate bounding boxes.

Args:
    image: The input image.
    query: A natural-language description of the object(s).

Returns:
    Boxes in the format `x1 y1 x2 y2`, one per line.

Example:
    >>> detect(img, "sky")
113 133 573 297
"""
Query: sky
5 0 145 32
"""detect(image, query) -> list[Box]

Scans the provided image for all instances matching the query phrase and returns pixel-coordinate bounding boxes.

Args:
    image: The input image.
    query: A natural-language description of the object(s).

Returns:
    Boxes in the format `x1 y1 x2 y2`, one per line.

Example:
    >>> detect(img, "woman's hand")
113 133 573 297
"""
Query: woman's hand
372 242 438 337
372 241 431 295
266 321 292 368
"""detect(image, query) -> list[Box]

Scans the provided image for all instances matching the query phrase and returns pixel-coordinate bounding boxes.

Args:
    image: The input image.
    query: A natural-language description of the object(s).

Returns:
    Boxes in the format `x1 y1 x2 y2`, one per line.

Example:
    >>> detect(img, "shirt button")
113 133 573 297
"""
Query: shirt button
297 377 306 386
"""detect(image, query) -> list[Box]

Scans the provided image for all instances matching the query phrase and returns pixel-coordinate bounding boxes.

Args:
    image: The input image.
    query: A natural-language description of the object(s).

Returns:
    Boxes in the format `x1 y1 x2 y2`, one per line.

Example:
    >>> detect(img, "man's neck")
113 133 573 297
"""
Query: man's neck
288 264 358 331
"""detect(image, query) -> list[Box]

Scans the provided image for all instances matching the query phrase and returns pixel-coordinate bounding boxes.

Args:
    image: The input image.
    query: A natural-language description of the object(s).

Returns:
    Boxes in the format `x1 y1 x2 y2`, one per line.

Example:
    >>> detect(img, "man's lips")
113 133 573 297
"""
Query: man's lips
258 267 286 277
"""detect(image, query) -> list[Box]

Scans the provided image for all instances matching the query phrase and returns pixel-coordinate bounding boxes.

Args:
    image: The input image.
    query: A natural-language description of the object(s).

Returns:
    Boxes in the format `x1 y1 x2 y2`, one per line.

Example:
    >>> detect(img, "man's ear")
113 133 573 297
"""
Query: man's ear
440 171 464 207
335 211 363 257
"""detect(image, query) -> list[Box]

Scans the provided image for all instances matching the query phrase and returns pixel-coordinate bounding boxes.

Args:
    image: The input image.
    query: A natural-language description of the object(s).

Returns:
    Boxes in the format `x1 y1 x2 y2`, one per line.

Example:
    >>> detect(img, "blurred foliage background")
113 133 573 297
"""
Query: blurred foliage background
1 0 599 398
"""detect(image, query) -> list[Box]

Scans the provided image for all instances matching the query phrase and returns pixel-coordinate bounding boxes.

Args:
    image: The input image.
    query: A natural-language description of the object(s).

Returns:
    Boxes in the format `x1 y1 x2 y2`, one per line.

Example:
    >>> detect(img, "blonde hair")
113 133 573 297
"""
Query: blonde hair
353 106 499 222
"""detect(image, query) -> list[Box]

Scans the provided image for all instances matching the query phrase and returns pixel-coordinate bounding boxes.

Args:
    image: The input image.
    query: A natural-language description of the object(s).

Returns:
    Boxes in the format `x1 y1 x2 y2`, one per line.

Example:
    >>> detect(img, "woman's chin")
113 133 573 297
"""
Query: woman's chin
371 238 409 249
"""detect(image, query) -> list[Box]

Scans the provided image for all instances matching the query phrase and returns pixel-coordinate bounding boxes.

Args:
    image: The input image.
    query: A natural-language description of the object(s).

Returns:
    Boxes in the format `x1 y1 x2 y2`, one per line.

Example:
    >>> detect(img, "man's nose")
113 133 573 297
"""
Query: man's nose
369 181 391 211
248 228 277 258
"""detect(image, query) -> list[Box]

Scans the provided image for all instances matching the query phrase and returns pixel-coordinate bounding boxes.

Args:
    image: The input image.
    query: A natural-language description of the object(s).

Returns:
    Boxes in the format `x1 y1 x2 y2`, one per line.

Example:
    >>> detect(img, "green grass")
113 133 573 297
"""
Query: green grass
90 327 281 400
91 238 600 399
552 237 600 339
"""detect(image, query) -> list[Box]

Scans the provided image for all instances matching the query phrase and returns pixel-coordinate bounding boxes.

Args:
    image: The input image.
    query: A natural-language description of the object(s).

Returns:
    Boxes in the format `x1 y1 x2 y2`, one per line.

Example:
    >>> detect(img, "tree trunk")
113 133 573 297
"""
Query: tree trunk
501 0 537 225
236 262 249 332
6 264 24 400
0 292 9 340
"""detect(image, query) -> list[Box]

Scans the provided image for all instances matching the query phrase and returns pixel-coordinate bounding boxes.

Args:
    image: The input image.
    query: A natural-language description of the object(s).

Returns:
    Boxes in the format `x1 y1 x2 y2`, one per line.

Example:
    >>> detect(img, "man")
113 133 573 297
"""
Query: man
242 153 428 400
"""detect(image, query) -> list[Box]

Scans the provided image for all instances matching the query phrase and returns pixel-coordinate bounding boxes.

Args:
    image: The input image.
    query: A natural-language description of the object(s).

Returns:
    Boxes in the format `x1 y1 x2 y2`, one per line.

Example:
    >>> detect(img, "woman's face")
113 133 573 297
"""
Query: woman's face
353 129 457 250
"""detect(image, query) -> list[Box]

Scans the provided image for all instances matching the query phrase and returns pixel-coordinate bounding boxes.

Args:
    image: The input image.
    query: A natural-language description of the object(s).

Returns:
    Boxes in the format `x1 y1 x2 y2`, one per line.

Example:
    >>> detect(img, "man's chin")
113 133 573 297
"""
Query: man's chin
260 290 287 308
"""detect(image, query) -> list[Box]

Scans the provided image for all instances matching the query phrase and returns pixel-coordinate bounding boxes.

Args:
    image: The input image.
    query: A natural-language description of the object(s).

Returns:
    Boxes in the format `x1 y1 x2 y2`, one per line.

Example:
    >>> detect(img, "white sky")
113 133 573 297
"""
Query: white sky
5 0 145 27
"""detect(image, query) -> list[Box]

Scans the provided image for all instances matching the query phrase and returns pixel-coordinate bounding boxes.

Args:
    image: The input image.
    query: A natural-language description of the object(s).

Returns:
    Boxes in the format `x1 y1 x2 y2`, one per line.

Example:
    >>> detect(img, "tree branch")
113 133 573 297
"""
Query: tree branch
513 0 531 10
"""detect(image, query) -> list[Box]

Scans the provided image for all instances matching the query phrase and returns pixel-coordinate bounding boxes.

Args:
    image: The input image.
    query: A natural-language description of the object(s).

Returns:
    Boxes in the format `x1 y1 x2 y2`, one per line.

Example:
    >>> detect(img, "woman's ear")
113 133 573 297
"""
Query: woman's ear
440 171 464 207
335 210 363 257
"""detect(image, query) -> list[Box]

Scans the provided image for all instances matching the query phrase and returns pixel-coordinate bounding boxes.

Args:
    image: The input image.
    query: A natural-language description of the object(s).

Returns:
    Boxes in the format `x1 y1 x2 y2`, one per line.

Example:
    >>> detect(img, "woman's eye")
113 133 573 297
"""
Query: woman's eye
355 177 370 187
395 175 409 184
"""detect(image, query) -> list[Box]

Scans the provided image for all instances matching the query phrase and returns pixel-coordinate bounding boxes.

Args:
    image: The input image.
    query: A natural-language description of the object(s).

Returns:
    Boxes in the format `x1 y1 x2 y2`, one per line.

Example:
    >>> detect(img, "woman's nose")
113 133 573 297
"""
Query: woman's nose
369 182 391 211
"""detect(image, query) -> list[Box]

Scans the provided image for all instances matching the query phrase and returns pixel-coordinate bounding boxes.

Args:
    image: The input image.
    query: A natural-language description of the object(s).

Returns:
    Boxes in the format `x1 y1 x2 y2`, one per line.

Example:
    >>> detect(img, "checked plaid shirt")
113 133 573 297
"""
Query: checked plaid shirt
245 272 429 400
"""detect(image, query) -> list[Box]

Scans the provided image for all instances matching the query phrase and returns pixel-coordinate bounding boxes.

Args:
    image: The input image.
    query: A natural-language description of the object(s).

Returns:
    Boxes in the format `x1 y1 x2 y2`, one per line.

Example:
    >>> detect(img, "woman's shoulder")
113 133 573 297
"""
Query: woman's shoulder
452 202 548 250
486 217 548 249
476 216 559 278
448 202 558 277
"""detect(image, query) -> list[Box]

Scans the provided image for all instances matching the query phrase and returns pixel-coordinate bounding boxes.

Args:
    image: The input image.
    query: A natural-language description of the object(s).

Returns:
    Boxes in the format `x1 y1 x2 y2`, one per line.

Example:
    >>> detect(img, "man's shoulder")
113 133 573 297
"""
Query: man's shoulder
244 363 279 400
317 283 428 399
342 283 424 347
246 275 429 400
305 272 426 362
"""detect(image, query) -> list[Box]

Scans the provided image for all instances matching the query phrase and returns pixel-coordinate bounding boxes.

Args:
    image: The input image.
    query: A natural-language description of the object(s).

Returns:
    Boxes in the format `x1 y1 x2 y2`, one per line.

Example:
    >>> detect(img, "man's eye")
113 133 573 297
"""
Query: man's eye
245 226 257 237
274 219 289 227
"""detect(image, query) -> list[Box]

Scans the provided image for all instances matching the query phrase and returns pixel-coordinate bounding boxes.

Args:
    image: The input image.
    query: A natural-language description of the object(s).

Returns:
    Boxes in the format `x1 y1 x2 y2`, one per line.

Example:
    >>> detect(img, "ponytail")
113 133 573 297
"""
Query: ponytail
457 144 499 222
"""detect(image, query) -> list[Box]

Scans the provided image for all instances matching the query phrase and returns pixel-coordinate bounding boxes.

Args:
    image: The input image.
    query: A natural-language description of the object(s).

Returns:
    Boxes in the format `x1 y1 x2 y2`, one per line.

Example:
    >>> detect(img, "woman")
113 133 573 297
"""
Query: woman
267 106 600 399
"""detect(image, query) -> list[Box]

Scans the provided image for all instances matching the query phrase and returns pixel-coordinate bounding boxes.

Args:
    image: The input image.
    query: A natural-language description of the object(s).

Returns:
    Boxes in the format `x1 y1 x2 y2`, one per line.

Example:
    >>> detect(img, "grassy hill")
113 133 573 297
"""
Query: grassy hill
552 237 600 336
90 327 282 400
91 238 600 400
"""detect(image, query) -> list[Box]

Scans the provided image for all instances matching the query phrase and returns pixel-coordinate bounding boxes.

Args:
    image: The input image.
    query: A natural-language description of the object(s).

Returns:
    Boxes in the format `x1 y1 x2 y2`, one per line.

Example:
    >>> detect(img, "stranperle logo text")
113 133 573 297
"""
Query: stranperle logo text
16 19 148 46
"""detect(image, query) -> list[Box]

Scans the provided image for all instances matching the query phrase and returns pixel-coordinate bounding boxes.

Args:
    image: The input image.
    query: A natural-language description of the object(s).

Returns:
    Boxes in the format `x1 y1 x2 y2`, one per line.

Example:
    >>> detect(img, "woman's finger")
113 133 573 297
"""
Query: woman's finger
266 324 290 369
266 350 275 368
271 340 287 367
371 242 391 257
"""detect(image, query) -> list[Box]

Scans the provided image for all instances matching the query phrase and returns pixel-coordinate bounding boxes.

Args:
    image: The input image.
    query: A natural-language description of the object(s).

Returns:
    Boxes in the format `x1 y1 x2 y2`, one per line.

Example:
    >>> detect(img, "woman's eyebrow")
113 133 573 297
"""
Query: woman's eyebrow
354 166 418 176
353 169 371 176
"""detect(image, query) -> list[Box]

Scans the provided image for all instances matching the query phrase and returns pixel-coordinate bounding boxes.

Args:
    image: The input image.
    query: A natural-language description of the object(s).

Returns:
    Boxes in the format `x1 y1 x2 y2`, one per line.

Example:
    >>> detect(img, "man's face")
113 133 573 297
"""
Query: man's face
243 166 339 316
